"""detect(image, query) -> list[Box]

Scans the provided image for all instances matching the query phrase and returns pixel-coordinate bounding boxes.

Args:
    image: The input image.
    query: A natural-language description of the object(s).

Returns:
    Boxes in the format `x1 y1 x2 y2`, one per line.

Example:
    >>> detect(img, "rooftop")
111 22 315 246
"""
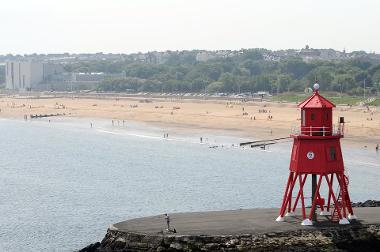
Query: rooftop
298 85 335 109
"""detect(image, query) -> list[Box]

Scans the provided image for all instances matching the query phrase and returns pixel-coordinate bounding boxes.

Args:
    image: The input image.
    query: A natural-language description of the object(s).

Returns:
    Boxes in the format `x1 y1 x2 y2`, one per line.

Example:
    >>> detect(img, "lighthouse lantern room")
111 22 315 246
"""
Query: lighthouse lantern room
276 83 356 225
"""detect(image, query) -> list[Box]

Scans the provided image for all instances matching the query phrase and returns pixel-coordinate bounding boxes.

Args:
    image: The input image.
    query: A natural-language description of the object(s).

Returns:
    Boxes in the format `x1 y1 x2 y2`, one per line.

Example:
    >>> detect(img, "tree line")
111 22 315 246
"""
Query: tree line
91 52 380 95
2 50 380 95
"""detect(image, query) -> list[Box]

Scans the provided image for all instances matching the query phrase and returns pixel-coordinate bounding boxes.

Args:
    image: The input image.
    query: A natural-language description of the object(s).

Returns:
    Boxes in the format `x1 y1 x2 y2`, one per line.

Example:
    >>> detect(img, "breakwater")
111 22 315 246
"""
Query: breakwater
79 207 380 252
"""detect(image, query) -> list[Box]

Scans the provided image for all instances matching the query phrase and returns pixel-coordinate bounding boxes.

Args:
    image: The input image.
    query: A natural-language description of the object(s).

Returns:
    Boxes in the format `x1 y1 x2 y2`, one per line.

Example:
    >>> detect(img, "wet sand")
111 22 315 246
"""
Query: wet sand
0 95 379 148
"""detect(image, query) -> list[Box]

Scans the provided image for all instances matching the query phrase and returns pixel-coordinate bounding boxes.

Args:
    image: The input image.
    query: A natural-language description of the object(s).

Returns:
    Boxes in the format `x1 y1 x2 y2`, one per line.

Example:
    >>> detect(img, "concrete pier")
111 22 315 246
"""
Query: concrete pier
112 208 380 235
82 207 380 251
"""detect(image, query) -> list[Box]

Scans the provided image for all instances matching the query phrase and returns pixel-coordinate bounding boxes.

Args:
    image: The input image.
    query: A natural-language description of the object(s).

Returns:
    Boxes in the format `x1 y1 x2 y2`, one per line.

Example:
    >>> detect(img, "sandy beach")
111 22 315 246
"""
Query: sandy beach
0 94 379 148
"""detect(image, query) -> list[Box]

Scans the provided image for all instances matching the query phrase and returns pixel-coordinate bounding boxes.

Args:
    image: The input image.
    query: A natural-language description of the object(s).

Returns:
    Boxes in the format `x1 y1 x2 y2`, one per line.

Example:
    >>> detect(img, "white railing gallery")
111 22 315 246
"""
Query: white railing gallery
291 124 344 136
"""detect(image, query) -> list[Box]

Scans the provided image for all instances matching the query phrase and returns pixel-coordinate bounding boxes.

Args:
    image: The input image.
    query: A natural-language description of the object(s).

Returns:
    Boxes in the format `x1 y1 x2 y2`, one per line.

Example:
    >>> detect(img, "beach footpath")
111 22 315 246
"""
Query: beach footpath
79 203 380 252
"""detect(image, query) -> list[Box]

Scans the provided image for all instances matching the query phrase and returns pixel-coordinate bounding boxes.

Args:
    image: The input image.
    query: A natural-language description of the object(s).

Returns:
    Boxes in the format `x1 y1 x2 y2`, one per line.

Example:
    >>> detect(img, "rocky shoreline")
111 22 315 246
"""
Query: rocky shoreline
351 200 380 208
81 224 380 252
79 202 380 252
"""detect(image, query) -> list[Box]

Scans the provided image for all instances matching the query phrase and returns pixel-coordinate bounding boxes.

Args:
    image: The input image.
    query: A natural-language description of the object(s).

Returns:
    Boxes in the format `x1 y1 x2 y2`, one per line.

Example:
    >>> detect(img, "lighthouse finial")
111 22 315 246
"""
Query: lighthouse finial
313 82 320 91
313 76 319 92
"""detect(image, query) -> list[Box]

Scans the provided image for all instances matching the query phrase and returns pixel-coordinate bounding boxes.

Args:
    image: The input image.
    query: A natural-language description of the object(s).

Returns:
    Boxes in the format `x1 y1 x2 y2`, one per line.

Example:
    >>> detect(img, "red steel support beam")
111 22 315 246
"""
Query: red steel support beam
308 175 323 221
278 172 294 216
325 174 342 220
292 174 308 212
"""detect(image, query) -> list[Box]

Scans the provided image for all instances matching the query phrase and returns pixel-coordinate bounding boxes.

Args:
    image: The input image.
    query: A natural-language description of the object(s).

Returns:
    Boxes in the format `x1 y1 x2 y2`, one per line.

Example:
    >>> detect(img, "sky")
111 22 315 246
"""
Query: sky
0 0 379 54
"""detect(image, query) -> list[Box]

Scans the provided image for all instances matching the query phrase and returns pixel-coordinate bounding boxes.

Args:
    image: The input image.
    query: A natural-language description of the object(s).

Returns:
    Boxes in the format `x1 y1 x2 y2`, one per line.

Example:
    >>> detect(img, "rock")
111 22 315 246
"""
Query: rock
78 242 100 252
203 243 220 250
169 242 183 250
352 200 380 207
79 225 380 252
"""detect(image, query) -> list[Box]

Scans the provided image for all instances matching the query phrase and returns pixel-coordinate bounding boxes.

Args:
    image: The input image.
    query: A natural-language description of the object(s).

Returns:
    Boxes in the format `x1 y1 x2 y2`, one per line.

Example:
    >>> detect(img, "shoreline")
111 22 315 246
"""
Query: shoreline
2 115 377 152
0 95 379 149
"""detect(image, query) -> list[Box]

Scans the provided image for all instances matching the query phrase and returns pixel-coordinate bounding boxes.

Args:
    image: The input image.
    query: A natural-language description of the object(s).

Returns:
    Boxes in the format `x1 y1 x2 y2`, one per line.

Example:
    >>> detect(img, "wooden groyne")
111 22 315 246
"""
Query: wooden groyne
30 113 66 119
240 137 291 149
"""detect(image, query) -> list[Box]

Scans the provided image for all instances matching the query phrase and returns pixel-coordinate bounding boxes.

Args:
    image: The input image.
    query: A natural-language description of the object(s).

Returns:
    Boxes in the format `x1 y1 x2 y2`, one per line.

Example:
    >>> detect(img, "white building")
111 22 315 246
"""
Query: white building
196 52 217 62
71 72 125 82
5 61 44 91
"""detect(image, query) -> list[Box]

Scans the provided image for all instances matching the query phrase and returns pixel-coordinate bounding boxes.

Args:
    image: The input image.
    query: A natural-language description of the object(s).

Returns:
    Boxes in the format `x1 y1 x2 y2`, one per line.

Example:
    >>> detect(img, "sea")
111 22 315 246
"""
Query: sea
0 118 379 251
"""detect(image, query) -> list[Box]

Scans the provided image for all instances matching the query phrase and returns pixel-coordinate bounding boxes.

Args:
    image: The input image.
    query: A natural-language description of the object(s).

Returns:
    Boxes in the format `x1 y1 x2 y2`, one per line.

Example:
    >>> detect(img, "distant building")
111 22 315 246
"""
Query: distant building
196 50 238 62
196 52 218 62
71 72 125 82
72 72 107 82
5 61 66 91
5 61 43 91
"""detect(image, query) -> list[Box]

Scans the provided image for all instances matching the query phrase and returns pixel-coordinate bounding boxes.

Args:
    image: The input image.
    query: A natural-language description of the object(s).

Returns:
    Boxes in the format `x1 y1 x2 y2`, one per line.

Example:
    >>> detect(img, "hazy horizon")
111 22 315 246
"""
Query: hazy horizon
1 0 380 55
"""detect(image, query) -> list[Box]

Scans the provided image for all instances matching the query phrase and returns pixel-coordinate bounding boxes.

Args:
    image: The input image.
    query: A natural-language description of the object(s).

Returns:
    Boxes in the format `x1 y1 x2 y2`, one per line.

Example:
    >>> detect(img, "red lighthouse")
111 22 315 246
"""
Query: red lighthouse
276 83 356 225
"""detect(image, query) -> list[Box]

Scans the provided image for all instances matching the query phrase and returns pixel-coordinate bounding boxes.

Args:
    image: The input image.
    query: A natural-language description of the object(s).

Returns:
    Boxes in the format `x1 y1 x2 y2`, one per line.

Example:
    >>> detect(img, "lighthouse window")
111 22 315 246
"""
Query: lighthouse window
329 147 336 161
311 113 315 120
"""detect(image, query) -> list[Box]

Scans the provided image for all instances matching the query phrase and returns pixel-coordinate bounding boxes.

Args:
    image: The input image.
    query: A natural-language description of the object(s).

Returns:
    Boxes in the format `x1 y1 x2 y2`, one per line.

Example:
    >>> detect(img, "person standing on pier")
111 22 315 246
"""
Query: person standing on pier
164 213 170 231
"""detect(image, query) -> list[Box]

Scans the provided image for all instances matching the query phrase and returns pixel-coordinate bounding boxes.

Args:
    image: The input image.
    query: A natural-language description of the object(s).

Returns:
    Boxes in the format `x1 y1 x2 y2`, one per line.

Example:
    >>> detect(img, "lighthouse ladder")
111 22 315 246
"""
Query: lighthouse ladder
331 175 350 222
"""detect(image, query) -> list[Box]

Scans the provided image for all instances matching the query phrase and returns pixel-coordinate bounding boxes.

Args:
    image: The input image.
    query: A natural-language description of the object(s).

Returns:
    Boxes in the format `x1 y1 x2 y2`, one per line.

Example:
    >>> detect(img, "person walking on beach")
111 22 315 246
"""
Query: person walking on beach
376 144 379 152
90 123 93 128
200 137 203 143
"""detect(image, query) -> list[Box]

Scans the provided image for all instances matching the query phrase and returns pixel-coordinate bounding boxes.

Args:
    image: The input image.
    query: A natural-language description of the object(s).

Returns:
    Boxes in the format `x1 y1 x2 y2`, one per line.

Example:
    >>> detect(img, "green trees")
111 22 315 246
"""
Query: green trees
206 81 224 93
306 66 334 90
280 58 313 79
58 51 380 95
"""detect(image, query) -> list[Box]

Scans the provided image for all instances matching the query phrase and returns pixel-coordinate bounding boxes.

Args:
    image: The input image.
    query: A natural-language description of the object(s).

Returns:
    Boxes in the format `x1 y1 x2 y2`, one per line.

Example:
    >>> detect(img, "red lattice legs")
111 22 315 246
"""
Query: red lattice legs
325 174 345 221
336 172 356 220
277 172 354 225
326 173 334 212
277 172 297 221
307 175 323 222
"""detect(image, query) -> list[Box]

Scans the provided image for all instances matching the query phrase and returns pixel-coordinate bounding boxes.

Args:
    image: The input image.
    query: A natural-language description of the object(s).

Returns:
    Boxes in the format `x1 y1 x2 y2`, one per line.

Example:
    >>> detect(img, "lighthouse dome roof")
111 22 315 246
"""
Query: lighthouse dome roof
298 89 335 109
